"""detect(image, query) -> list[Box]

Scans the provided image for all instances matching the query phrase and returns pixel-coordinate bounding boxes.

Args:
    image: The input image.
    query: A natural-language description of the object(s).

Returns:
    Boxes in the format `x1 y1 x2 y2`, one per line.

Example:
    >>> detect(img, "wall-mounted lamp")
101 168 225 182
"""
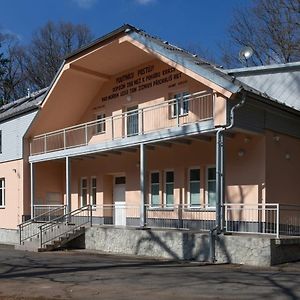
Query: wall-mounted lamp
238 149 245 157
273 135 280 142
12 168 17 173
285 153 291 160
126 95 132 102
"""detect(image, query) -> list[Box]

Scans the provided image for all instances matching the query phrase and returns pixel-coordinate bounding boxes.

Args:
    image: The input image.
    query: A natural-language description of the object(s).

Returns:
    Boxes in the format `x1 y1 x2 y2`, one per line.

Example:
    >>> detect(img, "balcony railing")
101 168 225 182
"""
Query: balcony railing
30 91 214 155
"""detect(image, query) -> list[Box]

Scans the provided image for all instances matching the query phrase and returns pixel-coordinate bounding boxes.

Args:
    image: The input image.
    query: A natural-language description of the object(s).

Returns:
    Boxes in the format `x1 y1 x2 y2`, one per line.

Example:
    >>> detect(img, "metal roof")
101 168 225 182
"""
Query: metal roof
226 63 300 111
0 88 48 123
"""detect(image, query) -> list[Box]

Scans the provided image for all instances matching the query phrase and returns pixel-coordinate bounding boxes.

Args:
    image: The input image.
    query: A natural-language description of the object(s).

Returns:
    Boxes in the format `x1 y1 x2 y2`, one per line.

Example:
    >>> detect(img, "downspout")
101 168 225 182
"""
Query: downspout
209 90 246 263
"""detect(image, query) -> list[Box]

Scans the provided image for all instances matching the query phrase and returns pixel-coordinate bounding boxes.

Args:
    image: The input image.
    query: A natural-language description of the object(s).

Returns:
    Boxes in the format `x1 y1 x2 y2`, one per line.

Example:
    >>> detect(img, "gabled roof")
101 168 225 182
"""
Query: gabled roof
66 24 241 95
225 62 300 111
0 88 48 123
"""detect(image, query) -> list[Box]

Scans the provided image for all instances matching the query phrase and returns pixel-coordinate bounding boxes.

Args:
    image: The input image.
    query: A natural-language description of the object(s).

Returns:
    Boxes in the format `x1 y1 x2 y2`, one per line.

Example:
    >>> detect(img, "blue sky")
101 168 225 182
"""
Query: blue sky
0 0 246 60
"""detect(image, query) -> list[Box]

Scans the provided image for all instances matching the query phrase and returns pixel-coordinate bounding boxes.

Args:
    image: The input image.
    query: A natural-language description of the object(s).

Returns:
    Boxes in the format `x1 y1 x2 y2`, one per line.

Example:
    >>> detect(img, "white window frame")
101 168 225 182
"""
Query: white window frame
149 171 160 208
96 113 106 134
163 169 174 208
206 166 216 209
187 167 201 208
90 176 97 207
0 178 5 208
171 91 189 118
80 177 88 207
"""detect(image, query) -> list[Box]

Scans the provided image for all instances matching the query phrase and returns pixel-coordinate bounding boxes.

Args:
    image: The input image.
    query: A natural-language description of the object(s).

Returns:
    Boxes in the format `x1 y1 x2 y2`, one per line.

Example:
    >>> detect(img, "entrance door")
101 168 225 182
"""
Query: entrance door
113 176 126 226
126 106 139 136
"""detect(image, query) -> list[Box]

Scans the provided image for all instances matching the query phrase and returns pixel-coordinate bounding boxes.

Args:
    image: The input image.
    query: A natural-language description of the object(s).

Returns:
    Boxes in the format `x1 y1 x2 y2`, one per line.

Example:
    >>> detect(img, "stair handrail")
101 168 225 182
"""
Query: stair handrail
39 204 92 249
18 205 67 244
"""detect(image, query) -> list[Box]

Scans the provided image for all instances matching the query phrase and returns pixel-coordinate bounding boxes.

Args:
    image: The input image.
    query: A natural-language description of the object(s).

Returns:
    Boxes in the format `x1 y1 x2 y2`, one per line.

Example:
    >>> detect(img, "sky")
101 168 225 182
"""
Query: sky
0 0 247 61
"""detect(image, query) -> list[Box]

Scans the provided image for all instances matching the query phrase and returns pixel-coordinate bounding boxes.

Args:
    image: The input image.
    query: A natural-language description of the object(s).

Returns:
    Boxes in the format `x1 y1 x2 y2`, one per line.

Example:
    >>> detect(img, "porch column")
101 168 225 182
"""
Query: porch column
140 143 147 227
66 156 71 214
216 131 225 231
30 162 35 218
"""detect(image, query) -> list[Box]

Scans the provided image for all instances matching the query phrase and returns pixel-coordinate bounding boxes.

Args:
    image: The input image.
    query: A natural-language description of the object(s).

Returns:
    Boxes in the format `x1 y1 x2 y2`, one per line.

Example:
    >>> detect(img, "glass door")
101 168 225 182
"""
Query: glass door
126 106 139 137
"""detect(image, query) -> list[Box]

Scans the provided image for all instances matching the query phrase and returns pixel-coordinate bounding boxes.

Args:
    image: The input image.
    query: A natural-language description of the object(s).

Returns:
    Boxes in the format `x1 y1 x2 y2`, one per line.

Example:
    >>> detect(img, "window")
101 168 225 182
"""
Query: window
80 178 88 206
164 171 174 207
90 177 97 206
207 167 216 207
171 92 189 117
0 178 5 207
189 169 200 207
96 113 106 134
150 172 160 207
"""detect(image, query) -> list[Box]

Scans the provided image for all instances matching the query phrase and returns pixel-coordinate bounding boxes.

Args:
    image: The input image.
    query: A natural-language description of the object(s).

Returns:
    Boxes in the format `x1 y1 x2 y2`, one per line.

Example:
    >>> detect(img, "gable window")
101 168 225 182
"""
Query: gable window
207 167 216 207
189 168 200 207
0 178 5 208
171 92 189 117
96 113 106 134
150 172 160 207
90 177 97 206
80 178 88 207
164 171 174 207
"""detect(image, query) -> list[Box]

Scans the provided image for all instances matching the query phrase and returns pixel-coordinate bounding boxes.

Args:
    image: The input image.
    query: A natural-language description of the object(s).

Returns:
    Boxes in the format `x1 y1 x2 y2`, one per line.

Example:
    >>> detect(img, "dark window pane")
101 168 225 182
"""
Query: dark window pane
115 177 126 184
81 179 87 188
208 168 216 180
190 169 200 181
166 171 174 183
151 172 159 184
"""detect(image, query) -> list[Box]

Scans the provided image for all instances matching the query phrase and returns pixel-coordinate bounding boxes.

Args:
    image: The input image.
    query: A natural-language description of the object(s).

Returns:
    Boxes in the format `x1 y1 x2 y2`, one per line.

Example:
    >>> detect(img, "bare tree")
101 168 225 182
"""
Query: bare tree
221 0 300 68
25 21 93 89
0 33 28 102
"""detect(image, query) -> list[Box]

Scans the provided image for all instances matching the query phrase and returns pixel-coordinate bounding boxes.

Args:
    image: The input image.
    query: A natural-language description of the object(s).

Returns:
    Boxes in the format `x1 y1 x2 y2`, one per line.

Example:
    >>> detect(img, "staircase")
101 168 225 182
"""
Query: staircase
16 205 92 252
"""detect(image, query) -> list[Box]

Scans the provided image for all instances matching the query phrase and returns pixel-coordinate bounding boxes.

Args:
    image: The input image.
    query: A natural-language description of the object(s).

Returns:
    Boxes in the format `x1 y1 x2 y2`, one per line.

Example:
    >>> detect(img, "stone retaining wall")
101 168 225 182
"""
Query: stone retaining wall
85 227 272 266
0 228 19 245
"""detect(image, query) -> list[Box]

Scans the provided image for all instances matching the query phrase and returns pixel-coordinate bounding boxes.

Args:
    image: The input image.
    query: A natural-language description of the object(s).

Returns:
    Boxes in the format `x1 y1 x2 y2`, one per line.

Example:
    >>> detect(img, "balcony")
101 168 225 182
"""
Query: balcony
30 91 214 156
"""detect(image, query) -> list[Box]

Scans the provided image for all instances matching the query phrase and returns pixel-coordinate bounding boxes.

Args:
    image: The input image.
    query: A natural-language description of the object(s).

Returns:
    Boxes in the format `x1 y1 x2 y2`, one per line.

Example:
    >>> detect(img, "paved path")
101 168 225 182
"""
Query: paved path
0 244 299 300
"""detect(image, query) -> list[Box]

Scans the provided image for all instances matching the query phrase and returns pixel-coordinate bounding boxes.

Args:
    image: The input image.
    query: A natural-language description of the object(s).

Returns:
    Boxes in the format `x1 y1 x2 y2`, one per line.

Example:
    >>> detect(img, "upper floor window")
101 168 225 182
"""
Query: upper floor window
171 92 189 117
0 178 5 208
96 113 106 134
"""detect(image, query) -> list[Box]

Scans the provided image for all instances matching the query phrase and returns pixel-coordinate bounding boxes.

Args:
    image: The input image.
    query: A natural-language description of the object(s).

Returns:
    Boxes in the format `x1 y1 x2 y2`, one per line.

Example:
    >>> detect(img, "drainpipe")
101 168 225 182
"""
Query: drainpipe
210 91 246 263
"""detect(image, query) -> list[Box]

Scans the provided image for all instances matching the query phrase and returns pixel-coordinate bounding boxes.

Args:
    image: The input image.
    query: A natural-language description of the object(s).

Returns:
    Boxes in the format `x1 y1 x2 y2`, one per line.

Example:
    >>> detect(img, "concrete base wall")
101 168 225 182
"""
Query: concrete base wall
85 227 300 267
85 227 271 266
0 228 19 245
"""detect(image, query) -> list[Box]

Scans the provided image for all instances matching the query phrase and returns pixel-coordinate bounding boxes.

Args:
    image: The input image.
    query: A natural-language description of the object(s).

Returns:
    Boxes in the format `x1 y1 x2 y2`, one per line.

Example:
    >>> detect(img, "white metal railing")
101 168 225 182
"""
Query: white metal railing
91 204 216 230
278 204 300 237
19 205 67 244
224 203 280 238
30 91 214 155
33 204 66 221
91 203 300 238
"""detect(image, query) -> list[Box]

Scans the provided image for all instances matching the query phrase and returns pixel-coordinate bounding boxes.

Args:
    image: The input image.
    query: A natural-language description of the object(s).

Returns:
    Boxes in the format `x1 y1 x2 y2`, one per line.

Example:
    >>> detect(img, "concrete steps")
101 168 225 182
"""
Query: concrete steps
15 226 86 252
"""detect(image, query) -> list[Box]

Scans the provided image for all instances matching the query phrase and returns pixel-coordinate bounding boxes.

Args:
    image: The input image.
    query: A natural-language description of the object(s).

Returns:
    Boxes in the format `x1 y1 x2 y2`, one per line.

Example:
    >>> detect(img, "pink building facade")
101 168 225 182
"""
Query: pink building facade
0 25 299 242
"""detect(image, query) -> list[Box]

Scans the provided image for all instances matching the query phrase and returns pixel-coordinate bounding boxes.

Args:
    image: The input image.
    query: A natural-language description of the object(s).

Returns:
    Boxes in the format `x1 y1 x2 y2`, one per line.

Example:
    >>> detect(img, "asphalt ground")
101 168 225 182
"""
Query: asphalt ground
0 244 299 300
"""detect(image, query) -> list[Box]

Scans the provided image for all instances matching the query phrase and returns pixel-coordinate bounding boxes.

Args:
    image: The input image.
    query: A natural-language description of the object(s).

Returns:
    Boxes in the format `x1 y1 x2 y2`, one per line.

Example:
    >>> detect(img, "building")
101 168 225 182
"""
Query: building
0 89 47 229
1 25 300 264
